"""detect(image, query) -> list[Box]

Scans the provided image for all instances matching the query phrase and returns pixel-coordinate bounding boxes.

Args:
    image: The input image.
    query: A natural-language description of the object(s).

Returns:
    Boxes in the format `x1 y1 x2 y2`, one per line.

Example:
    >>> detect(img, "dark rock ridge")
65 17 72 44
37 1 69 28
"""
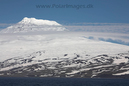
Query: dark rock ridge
0 51 129 78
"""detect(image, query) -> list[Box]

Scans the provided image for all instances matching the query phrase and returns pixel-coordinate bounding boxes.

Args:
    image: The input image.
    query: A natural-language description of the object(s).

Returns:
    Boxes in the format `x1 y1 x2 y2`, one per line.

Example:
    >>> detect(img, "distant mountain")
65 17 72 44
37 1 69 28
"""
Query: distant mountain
0 17 67 33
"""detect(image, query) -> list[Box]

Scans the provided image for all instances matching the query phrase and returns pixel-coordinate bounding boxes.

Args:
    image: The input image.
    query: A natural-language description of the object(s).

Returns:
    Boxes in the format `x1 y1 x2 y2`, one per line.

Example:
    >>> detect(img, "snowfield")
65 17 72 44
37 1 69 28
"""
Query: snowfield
0 32 129 61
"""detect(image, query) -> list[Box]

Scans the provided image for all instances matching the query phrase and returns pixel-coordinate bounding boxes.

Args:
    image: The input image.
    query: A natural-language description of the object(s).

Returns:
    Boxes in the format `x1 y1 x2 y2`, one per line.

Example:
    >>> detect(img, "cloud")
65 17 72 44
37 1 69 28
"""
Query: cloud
0 23 129 34
0 23 14 27
64 23 129 33
98 38 129 46
0 23 15 30
81 32 129 46
63 23 129 26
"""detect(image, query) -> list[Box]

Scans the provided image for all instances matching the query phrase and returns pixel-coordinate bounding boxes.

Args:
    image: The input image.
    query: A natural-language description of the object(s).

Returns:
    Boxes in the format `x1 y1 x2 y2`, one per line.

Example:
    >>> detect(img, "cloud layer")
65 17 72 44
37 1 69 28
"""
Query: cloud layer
1 23 129 33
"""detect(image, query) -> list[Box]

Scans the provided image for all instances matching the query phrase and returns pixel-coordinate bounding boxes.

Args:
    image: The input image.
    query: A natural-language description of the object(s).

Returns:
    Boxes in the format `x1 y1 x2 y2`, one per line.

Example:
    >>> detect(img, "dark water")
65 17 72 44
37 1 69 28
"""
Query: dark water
0 77 129 86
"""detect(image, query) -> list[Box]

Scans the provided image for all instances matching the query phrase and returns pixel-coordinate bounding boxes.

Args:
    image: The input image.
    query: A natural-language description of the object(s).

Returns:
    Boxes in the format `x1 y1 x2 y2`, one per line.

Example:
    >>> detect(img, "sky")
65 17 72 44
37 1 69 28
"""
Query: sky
0 0 129 29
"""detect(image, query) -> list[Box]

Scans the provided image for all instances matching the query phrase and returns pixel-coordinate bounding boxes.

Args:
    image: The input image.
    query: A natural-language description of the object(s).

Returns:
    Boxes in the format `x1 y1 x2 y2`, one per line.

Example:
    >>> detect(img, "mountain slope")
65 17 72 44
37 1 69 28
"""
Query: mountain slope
0 50 129 78
0 32 129 61
0 17 67 33
0 32 129 78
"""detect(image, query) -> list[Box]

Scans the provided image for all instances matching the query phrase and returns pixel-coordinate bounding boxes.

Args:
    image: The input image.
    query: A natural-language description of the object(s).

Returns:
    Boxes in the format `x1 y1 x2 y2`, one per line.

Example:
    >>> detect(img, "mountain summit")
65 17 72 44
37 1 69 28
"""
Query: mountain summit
0 17 67 33
19 17 61 26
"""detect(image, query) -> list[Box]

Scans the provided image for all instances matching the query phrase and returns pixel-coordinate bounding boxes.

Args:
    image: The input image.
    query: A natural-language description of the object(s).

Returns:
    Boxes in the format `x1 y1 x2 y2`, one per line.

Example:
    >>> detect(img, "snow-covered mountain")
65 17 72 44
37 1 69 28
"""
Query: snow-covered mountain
0 32 129 78
0 17 67 33
0 49 129 78
0 17 129 78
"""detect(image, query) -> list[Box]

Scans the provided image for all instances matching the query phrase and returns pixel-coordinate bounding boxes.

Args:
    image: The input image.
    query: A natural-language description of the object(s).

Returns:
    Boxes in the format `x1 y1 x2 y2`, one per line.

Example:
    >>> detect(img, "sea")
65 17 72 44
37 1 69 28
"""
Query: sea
0 77 129 86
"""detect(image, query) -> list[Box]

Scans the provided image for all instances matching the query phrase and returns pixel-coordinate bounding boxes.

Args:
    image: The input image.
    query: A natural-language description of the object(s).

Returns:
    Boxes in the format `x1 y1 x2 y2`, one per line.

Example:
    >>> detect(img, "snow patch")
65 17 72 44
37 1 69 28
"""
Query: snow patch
113 71 129 75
